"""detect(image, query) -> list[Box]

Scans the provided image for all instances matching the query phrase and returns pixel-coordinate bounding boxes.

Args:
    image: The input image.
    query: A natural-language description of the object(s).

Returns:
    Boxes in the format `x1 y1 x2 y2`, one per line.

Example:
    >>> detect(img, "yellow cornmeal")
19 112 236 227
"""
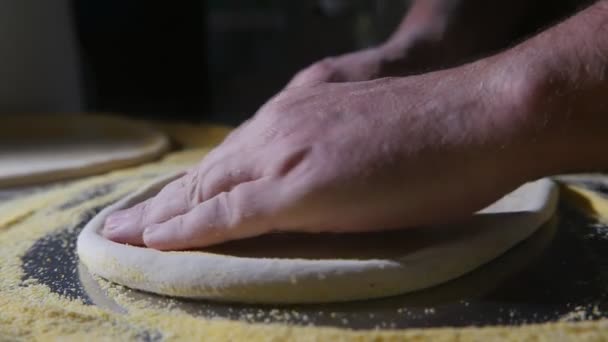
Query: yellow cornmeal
560 184 608 225
1 119 608 340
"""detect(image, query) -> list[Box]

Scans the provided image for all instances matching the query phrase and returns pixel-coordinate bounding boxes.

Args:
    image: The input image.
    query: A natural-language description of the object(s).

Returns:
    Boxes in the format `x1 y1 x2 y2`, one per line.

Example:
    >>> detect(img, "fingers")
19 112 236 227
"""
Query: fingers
143 177 279 250
103 150 259 245
103 175 192 245
199 158 256 200
286 59 334 88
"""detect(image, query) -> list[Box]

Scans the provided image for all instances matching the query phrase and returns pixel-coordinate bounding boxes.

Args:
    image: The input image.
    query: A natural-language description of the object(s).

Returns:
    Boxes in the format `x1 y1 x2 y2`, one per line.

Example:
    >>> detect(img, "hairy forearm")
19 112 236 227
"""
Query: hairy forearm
495 0 608 174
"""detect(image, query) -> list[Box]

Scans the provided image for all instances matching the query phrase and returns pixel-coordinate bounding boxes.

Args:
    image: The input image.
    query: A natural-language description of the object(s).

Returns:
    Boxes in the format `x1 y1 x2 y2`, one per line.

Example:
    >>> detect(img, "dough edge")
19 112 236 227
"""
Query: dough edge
77 174 558 304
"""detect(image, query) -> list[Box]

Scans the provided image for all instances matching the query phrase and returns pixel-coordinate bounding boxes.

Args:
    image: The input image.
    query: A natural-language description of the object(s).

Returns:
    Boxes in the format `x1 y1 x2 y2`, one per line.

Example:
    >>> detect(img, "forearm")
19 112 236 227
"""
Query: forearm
378 0 586 74
494 0 608 174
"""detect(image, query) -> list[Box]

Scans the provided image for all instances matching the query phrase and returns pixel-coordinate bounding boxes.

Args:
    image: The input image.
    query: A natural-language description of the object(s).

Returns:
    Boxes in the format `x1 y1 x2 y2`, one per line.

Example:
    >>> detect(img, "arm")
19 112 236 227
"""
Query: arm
490 0 608 173
288 0 588 86
104 1 608 250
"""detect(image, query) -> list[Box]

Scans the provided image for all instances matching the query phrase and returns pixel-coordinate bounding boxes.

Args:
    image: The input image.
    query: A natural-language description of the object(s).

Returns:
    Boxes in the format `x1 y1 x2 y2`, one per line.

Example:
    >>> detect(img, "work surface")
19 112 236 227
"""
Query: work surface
2 120 608 340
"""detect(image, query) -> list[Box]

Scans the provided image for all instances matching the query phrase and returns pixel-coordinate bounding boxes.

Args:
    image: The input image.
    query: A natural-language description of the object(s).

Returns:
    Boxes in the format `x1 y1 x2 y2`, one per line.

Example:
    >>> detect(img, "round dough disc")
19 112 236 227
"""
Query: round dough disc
77 174 558 304
0 114 169 187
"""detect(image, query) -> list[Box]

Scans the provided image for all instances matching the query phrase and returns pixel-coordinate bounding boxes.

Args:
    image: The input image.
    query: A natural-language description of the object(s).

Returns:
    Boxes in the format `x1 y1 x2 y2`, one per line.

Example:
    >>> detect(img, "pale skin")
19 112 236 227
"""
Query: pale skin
104 1 608 250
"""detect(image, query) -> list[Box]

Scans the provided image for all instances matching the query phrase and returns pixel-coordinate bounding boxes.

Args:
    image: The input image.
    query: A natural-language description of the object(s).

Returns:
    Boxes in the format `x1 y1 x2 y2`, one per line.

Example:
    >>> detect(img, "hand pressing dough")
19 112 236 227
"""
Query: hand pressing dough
0 114 169 187
77 174 558 304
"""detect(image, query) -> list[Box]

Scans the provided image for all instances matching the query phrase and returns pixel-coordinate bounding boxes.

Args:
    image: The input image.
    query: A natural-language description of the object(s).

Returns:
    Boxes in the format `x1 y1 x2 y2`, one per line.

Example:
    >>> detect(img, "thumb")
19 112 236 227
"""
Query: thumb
142 177 281 250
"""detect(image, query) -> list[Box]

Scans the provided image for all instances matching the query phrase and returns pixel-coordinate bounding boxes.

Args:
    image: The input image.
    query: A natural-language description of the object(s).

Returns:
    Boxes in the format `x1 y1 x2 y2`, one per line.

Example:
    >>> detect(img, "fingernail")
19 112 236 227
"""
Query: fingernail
103 211 131 234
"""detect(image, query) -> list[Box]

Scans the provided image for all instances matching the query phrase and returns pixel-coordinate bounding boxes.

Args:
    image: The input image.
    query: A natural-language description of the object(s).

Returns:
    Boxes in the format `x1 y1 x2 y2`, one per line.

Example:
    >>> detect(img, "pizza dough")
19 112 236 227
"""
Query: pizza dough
77 174 558 304
0 114 169 187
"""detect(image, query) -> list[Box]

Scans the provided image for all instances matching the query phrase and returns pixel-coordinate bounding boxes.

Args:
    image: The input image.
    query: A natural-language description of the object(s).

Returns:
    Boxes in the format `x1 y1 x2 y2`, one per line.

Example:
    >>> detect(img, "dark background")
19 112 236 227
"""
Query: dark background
73 0 408 126
70 0 591 126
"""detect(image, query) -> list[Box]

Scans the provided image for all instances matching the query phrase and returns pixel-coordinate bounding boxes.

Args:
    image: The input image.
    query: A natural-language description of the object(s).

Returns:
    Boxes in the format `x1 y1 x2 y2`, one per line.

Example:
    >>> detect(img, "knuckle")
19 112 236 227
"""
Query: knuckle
138 200 151 226
216 192 240 229
183 170 203 205
187 174 201 207
203 164 228 199
299 61 334 83
289 58 336 87
316 57 336 71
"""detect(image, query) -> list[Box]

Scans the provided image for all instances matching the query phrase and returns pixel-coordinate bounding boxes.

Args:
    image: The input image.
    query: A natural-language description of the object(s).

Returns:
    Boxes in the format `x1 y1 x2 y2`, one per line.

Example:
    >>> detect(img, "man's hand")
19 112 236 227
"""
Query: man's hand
104 0 608 251
286 0 570 87
103 60 545 250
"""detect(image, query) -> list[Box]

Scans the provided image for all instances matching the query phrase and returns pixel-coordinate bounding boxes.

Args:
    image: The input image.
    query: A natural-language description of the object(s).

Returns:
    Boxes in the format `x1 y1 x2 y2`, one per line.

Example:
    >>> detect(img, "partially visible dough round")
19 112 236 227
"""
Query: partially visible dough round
0 114 169 187
77 174 558 304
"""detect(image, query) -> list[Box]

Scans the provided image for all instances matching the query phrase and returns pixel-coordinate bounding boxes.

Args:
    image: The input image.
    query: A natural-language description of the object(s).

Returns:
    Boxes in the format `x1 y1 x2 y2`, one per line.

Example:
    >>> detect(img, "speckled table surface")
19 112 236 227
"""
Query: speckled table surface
8 175 608 330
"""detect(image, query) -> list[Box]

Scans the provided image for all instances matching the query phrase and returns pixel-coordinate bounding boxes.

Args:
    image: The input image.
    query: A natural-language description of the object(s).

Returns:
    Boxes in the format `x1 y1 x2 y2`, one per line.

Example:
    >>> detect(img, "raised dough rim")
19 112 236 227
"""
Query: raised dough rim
77 173 559 303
